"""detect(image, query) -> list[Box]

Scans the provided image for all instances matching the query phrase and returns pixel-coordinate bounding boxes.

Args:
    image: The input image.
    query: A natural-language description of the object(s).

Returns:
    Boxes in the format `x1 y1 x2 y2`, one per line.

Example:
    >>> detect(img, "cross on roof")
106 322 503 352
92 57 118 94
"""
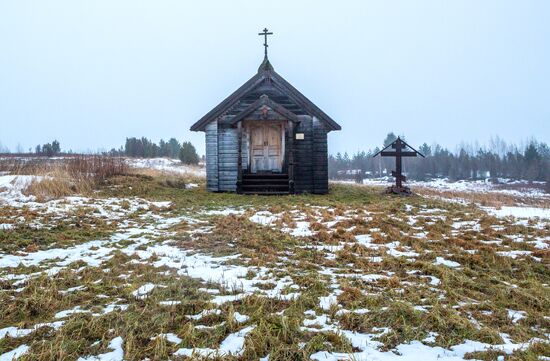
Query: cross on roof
258 28 273 58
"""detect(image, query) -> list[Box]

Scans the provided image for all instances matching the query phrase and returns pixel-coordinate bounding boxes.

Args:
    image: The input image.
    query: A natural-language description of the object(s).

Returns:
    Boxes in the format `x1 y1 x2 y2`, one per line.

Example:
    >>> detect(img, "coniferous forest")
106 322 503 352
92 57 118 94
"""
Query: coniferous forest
115 137 200 165
329 133 550 184
2 134 548 186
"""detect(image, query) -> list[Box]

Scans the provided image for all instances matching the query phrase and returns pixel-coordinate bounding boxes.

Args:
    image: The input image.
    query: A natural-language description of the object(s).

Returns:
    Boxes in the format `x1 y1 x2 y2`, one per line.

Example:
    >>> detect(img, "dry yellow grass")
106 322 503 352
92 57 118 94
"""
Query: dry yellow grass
7 156 128 201
415 186 550 208
129 167 204 188
2 173 549 360
23 168 93 202
128 163 203 176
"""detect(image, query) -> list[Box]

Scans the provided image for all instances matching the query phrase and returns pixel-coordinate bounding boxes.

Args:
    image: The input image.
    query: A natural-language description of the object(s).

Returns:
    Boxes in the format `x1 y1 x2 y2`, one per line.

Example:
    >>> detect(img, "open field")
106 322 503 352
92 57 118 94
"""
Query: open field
1 157 549 360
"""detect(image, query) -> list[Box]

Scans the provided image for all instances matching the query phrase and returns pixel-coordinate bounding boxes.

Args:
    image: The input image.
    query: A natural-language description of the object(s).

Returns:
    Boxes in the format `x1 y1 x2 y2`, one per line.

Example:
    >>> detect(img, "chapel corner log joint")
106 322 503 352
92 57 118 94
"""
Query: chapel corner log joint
190 41 341 195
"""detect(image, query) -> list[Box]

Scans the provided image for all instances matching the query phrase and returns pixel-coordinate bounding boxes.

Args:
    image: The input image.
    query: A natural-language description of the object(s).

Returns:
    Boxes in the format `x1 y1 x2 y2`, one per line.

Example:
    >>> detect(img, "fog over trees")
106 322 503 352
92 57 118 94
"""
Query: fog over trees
329 133 550 184
120 137 200 165
2 134 548 186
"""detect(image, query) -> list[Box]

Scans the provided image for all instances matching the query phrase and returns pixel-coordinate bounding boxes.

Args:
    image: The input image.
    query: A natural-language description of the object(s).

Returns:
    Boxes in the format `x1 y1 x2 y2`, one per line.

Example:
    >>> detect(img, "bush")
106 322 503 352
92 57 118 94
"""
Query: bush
66 155 128 181
17 156 129 201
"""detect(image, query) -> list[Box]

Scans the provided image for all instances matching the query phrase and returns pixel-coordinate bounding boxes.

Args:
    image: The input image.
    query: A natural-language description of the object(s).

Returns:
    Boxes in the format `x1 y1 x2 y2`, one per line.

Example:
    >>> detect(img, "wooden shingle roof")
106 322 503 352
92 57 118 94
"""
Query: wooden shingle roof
190 59 341 132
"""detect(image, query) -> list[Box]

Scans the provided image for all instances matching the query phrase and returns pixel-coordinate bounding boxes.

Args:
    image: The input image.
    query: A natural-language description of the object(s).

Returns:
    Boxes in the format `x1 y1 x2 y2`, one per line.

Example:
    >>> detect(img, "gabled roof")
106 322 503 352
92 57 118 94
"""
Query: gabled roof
190 58 341 132
228 94 300 126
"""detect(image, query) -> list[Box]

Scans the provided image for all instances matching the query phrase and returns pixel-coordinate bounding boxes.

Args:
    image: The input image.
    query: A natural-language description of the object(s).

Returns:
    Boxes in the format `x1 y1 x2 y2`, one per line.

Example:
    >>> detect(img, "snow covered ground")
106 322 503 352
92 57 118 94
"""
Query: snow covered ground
485 206 550 220
125 157 205 177
355 177 549 200
0 174 45 204
337 177 550 222
0 162 548 360
3 202 547 358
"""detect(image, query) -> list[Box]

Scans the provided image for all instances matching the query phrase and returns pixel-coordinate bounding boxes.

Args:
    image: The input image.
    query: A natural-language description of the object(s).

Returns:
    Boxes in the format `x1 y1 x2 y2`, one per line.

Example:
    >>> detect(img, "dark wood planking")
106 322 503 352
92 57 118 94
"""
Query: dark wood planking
205 121 219 191
190 60 341 131
194 57 340 194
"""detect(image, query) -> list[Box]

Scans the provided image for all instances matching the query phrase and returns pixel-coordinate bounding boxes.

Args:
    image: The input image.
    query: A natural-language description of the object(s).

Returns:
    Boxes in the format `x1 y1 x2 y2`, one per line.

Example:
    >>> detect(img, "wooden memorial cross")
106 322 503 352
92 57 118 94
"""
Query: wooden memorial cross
258 28 273 58
373 137 425 194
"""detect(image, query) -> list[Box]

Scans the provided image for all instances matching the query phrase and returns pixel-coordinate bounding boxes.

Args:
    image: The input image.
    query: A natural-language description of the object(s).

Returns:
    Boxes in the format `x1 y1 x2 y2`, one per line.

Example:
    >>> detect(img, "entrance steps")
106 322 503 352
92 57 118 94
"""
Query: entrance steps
240 173 289 195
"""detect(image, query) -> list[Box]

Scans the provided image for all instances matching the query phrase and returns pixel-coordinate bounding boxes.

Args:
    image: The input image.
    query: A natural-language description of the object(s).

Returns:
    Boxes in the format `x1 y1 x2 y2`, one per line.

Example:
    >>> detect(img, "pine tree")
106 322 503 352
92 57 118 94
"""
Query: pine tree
52 140 61 154
179 142 199 164
383 132 397 146
168 138 181 159
42 143 54 156
159 139 168 157
419 143 431 157
524 142 541 181
124 138 135 157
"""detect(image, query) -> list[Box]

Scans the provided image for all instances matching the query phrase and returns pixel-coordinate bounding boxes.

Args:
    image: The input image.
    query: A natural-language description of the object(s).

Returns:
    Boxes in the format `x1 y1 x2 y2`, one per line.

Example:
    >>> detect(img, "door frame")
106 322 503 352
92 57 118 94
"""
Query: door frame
243 120 285 173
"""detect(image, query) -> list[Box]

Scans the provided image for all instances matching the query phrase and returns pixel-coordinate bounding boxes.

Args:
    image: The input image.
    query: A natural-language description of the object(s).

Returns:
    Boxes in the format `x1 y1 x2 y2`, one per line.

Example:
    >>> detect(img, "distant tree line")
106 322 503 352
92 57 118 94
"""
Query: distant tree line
108 137 200 165
329 133 550 185
34 140 61 157
2 137 200 165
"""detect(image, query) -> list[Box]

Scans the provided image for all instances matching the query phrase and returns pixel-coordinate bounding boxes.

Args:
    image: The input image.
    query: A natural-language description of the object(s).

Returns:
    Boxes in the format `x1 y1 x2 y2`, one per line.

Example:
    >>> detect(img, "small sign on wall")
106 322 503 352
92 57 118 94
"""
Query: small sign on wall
295 133 304 140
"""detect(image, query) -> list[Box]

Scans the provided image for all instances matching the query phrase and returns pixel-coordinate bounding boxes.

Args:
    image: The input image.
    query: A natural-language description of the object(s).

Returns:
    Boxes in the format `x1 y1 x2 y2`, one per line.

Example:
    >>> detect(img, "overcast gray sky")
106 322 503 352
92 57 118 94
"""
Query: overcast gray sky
1 0 549 155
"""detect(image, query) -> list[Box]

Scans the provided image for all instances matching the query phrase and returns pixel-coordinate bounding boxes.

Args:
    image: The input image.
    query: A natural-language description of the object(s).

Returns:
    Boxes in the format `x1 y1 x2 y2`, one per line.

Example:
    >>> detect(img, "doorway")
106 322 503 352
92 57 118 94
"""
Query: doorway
248 122 284 173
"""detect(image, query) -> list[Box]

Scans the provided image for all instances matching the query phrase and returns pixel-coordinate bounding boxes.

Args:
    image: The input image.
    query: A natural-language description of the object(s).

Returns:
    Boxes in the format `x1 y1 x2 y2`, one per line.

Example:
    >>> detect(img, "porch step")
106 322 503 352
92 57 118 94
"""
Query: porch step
243 173 288 180
240 173 290 195
240 191 290 195
242 184 289 190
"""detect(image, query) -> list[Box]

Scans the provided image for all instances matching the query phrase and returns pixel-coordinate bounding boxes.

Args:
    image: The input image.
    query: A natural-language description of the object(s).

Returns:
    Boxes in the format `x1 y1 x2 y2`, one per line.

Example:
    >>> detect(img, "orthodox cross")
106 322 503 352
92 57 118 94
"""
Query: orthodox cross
373 137 425 194
258 28 273 58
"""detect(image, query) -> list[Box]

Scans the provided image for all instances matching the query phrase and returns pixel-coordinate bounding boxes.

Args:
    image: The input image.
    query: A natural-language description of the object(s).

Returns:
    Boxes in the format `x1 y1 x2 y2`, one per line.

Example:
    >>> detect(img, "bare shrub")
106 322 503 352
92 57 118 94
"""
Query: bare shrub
11 156 129 201
415 186 550 208
23 170 89 202
65 155 128 181
0 157 48 174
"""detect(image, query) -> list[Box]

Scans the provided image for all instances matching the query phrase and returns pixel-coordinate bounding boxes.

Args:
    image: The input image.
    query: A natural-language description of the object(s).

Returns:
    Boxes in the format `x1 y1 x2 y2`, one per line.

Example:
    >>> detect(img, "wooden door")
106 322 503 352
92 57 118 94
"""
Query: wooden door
249 123 282 173
265 124 282 171
250 126 266 173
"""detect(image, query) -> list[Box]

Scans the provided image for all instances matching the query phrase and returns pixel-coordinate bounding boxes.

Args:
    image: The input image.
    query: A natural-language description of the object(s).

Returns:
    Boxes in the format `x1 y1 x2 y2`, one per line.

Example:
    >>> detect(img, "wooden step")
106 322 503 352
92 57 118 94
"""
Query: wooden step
240 191 290 195
243 173 288 179
242 179 288 185
241 184 289 190
240 173 290 195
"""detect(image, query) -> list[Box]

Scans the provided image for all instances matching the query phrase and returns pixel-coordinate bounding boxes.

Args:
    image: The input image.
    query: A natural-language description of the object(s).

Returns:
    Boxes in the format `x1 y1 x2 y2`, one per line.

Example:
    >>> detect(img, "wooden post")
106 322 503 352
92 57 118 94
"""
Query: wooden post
237 121 243 193
374 137 424 195
288 121 295 193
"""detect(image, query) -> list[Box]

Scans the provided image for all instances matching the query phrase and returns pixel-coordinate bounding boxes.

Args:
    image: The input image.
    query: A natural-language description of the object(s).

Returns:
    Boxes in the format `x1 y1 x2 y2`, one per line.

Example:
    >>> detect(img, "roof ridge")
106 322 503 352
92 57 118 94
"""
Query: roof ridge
258 56 274 73
190 58 341 132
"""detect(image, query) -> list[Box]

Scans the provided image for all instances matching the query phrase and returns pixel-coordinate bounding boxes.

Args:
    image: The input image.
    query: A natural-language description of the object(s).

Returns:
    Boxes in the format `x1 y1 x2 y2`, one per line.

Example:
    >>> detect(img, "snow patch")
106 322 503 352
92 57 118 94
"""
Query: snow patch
173 325 255 358
434 257 461 268
154 333 182 345
508 309 527 323
132 283 156 299
249 211 279 226
486 206 550 220
0 344 29 361
77 336 124 361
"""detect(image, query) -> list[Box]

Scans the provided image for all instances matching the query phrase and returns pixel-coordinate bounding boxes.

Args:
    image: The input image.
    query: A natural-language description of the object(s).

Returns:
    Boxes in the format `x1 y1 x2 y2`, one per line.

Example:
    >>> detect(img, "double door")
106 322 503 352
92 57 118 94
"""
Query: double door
249 123 283 173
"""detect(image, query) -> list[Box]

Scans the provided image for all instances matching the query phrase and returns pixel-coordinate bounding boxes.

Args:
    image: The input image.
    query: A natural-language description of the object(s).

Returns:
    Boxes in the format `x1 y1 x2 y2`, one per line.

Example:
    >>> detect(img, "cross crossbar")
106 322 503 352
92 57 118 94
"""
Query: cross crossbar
380 151 417 157
258 28 274 58
373 136 425 194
